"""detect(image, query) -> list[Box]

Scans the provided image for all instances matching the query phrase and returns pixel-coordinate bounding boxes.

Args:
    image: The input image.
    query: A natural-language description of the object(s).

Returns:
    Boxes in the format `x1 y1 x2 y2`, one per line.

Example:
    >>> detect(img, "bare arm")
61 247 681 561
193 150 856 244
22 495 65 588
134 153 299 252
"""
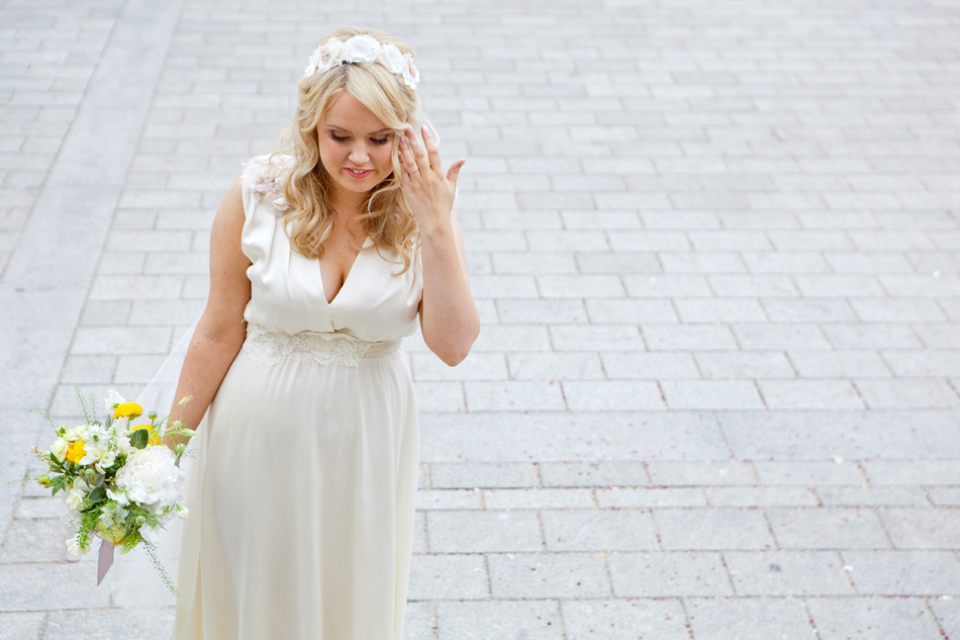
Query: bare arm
164 179 250 450
399 125 480 366
417 210 479 365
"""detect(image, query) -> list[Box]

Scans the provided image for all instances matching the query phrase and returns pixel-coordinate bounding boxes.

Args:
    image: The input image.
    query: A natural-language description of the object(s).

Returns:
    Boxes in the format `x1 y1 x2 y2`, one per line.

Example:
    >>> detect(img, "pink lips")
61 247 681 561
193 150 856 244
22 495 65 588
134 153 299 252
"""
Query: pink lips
345 168 373 179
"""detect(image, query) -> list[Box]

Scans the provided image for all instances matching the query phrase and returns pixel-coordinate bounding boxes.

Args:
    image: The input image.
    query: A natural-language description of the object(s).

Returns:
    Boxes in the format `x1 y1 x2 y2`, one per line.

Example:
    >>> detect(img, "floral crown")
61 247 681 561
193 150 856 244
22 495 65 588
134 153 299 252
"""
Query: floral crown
303 34 420 90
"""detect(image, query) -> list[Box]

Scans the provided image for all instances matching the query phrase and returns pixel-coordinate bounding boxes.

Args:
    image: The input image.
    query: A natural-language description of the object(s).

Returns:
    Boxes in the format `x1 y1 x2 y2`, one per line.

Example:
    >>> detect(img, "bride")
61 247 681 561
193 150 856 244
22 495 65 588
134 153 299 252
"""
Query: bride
158 26 479 639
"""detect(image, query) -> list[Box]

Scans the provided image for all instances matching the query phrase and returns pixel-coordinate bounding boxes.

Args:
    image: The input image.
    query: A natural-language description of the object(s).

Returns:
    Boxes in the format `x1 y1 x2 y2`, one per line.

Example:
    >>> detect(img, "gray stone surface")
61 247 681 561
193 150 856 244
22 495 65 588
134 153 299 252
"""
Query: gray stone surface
807 597 945 640
2 0 959 637
561 599 690 640
684 598 815 640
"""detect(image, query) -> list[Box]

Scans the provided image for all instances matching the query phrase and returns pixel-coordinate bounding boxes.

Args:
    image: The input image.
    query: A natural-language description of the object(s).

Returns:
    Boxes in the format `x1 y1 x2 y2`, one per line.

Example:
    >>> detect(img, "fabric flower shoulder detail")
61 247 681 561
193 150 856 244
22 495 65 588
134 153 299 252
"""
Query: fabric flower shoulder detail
241 154 295 213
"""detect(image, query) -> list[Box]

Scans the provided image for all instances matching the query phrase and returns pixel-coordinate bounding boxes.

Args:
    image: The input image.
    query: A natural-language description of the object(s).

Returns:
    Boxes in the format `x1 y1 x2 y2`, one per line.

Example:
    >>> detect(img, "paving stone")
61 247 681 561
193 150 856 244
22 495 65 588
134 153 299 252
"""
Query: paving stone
646 460 756 486
496 299 588 324
787 350 891 378
427 462 538 490
643 324 738 351
706 487 818 507
407 554 488 601
538 461 648 487
41 608 175 640
0 612 45 640
758 379 865 410
436 600 563 640
684 597 814 640
654 508 775 551
816 487 929 507
426 510 543 553
403 601 433 640
415 489 483 511
862 460 960 485
841 550 960 596
929 598 960 640
926 487 960 507
693 351 794 379
753 460 866 486
661 380 765 410
725 550 855 596
506 352 604 381
0 562 111 611
487 553 610 599
733 323 831 349
882 350 960 377
585 298 678 323
807 597 944 640
607 551 732 597
600 352 701 379
464 381 566 411
766 508 891 550
541 510 659 551
560 599 690 640
483 489 594 510
856 379 960 409
412 352 507 382
596 488 707 508
563 381 665 411
878 508 960 550
0 518 70 563
761 297 857 322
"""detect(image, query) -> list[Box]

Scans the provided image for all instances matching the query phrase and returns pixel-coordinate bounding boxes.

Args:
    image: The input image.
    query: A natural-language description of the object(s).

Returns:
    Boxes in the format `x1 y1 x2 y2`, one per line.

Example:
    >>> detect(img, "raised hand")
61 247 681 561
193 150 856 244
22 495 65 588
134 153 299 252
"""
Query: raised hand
397 125 464 234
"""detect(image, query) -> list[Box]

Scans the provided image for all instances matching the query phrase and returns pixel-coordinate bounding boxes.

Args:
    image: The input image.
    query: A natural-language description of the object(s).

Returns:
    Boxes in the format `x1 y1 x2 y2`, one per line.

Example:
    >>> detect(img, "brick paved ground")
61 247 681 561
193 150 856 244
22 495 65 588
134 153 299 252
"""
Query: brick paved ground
2 0 960 638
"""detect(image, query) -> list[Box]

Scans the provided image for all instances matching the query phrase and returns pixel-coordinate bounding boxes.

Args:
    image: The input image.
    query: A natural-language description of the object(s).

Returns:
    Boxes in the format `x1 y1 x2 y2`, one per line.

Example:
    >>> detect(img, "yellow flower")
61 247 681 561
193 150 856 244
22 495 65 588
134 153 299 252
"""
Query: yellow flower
132 424 162 446
114 402 143 419
65 440 86 463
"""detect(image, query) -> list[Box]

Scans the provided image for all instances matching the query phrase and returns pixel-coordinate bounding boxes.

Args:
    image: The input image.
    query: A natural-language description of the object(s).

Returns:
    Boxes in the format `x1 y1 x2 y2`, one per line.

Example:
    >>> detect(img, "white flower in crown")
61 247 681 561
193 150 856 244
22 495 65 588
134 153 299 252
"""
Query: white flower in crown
340 34 381 64
376 43 405 75
303 34 420 90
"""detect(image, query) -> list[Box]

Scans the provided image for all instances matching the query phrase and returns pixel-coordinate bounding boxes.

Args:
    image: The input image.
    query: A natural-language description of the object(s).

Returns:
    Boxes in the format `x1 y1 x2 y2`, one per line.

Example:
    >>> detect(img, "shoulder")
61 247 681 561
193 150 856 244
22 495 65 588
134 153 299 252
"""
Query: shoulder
240 153 295 212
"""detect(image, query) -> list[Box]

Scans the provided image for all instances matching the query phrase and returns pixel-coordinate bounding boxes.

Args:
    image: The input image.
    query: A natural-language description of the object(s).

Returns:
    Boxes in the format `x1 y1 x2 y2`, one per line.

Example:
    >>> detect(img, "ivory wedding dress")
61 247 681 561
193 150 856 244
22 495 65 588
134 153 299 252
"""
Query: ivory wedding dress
172 154 423 640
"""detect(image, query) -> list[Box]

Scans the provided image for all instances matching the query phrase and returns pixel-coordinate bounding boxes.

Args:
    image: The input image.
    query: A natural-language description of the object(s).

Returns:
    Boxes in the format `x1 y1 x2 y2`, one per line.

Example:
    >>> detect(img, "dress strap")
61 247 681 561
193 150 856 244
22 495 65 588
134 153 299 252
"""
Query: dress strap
241 323 401 367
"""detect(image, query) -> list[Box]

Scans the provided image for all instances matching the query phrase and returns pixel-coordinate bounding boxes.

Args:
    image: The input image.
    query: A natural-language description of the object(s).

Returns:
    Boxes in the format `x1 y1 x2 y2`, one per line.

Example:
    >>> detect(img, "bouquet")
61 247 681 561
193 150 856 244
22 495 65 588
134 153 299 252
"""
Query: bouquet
31 389 194 594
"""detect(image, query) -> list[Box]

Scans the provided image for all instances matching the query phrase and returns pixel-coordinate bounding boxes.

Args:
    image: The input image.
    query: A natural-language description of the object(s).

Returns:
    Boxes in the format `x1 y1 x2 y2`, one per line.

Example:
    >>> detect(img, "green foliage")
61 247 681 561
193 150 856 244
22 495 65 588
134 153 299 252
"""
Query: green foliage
129 428 149 450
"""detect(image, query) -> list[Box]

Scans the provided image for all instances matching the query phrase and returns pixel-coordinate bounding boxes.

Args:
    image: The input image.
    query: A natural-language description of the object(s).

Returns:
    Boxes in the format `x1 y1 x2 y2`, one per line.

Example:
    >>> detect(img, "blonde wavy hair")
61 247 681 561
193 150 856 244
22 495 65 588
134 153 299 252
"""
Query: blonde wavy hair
274 26 435 272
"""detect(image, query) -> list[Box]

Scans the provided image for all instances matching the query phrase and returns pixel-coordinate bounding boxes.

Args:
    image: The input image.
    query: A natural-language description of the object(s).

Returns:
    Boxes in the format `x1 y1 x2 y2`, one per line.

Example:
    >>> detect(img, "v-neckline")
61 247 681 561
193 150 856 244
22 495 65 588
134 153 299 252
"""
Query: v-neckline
319 236 371 306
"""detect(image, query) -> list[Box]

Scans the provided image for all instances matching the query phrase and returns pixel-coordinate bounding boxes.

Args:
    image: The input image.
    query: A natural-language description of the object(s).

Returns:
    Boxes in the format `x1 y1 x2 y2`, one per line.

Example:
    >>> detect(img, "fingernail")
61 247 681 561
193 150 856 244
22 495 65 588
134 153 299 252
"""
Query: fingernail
421 125 429 136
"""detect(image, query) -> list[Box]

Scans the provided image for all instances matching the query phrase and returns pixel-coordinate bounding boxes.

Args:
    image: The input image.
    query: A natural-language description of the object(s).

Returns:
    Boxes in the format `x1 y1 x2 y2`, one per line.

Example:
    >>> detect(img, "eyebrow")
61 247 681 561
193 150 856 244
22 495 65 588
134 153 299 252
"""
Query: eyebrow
328 125 393 135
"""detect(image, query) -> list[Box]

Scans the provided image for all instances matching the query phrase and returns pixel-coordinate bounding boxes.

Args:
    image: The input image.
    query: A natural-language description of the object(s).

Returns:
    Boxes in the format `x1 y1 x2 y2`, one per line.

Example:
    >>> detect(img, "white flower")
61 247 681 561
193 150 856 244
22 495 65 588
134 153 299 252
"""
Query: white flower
65 535 89 556
95 450 117 472
115 446 184 510
64 425 88 442
64 478 89 512
49 437 68 462
339 34 380 65
377 44 405 75
177 505 189 519
105 389 126 413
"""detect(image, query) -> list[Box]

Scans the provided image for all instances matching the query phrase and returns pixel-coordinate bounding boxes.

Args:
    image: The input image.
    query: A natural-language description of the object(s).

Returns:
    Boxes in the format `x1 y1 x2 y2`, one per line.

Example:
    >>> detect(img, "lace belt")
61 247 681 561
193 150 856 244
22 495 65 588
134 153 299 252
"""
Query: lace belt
241 323 401 367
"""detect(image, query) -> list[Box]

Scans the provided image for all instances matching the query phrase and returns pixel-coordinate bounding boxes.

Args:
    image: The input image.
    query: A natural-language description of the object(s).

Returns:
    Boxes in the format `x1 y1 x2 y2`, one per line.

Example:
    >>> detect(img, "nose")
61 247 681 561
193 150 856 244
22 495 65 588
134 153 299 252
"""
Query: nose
348 143 370 164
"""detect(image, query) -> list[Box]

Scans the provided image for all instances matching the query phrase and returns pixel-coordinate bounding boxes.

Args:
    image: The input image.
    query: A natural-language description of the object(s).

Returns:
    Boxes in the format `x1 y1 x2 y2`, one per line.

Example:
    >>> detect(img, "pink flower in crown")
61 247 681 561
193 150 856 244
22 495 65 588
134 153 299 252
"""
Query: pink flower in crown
304 38 344 78
401 53 420 90
377 44 405 76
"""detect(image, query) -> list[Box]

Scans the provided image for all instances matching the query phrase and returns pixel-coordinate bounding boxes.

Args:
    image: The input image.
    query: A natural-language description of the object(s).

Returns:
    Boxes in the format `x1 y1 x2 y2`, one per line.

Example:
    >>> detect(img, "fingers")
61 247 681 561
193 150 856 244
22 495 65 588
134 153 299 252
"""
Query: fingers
446 159 465 185
420 126 443 173
401 126 437 175
398 135 419 176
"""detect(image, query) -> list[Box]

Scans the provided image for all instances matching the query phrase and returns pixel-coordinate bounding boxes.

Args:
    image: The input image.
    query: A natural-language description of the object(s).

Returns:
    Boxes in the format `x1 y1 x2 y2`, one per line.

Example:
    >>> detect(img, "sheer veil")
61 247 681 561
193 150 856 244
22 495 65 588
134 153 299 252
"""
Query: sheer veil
100 315 207 635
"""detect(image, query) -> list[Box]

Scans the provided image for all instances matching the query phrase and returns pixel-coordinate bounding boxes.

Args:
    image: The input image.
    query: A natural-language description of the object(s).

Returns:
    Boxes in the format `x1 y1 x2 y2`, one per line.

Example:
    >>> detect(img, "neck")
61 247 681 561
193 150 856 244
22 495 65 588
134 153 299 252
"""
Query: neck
328 183 368 216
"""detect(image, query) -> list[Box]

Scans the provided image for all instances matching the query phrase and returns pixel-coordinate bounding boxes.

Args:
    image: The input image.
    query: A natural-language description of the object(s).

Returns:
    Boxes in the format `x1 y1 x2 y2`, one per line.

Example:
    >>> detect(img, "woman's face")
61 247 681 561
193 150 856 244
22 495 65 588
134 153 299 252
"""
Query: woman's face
316 90 395 202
